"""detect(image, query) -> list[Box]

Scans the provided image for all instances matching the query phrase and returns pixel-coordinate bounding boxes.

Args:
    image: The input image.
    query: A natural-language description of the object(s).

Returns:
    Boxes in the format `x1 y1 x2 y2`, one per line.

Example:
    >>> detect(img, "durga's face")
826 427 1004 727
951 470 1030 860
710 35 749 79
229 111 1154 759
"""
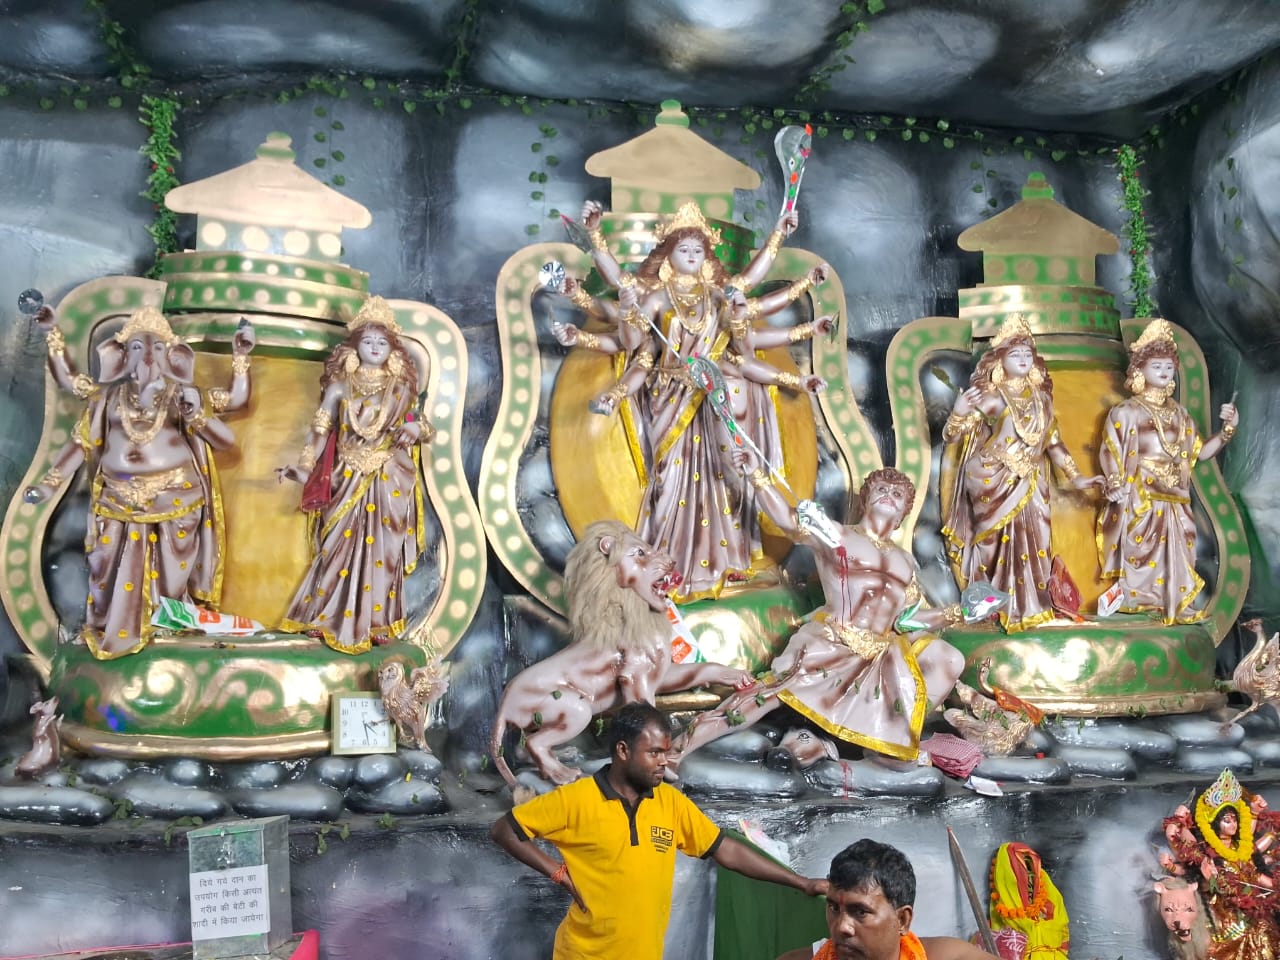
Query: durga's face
669 238 707 277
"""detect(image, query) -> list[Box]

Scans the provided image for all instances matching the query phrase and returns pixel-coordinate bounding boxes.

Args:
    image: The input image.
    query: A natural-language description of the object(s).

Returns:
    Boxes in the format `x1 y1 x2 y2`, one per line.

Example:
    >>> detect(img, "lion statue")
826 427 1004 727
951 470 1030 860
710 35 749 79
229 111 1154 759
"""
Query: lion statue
489 519 751 789
1153 877 1209 960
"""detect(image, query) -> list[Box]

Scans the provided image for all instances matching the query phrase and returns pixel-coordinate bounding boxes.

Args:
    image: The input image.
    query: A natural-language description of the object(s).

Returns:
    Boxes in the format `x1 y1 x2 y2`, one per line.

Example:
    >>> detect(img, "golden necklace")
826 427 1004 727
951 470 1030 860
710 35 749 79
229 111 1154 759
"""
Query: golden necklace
853 524 895 554
1139 386 1179 421
117 381 176 446
349 364 390 398
345 365 395 441
1136 386 1186 458
998 379 1045 448
665 280 711 336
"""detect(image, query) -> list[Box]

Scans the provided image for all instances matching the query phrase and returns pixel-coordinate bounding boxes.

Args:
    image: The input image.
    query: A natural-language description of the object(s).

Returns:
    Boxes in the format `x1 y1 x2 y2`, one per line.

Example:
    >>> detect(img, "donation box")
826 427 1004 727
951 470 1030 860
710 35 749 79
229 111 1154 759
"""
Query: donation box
188 815 293 959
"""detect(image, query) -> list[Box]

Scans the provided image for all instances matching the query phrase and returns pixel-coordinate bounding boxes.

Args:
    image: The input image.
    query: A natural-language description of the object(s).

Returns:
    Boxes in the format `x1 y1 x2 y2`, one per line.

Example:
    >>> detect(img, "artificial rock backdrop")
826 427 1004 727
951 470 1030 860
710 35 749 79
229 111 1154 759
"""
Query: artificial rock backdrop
5 1 1280 659
2 0 1280 954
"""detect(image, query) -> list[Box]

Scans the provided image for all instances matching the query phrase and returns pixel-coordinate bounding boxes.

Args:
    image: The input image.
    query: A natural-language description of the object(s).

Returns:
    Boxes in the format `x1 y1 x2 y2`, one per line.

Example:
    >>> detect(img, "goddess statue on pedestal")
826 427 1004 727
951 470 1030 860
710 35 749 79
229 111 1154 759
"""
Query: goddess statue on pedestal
278 296 434 653
1096 318 1238 624
941 314 1099 632
553 200 829 602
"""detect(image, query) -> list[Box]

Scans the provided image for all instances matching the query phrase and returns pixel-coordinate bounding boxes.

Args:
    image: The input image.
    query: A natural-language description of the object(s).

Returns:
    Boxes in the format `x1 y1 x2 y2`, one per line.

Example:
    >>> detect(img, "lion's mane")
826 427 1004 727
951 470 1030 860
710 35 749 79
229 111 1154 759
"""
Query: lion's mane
565 519 668 654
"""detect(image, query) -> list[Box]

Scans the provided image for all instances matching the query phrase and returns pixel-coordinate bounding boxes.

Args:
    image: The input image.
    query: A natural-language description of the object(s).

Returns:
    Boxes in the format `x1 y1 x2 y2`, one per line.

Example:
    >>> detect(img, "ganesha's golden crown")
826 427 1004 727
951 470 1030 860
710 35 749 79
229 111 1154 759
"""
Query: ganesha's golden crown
655 201 722 248
114 306 179 345
347 295 402 336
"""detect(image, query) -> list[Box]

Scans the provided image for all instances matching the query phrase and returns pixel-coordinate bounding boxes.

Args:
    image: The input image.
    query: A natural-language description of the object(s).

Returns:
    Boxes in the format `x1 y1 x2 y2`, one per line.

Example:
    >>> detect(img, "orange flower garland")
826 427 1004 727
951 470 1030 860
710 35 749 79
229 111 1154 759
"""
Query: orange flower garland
991 880 1051 921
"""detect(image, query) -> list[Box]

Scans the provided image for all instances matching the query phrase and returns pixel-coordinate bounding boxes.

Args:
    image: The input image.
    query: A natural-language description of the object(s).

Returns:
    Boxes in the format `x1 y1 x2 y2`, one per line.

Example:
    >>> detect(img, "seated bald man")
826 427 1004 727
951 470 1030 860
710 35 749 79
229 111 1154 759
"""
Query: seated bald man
778 839 1000 960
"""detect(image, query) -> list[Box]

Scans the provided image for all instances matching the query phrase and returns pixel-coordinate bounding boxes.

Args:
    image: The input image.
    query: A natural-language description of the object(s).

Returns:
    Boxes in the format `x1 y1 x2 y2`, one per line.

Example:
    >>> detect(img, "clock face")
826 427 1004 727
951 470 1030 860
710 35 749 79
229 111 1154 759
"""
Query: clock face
331 694 396 755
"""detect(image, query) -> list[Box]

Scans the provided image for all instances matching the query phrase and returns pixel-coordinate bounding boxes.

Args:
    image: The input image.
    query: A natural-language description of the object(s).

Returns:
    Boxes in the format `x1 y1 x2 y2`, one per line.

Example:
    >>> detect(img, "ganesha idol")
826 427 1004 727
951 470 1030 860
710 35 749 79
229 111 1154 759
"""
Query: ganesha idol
24 303 254 658
0 134 485 758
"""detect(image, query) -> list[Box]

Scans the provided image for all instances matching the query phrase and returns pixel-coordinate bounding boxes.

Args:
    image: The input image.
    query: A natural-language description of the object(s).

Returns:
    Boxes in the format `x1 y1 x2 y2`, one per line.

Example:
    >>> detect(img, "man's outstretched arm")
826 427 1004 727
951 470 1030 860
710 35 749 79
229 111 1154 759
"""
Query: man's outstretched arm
712 836 828 897
919 936 1002 960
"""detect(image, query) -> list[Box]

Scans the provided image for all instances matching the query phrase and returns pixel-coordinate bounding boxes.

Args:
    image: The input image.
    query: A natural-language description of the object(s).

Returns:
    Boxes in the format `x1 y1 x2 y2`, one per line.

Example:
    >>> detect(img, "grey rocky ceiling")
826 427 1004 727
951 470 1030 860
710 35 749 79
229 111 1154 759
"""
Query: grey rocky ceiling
3 0 1280 138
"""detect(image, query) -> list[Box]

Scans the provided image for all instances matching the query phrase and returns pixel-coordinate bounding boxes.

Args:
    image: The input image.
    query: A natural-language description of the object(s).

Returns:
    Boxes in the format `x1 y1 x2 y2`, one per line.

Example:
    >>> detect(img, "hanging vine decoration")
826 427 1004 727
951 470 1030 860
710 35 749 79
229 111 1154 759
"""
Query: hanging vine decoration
1214 75 1247 291
1116 143 1156 319
139 94 182 274
84 0 151 90
85 0 182 274
795 0 886 103
525 120 562 237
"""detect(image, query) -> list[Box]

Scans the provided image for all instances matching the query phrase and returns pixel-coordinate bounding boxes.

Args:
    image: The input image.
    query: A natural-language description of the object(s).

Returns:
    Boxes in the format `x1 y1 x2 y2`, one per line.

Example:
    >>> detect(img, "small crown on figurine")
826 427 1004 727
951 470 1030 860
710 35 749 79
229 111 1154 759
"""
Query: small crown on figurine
655 201 722 248
1129 317 1176 354
114 306 179 345
990 312 1035 349
346 295 402 336
1203 768 1244 810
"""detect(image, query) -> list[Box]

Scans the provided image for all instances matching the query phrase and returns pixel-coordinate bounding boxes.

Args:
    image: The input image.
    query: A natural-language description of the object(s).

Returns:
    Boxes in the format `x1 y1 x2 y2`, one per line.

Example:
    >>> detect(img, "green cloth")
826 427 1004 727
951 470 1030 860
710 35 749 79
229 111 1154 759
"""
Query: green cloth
713 834 827 960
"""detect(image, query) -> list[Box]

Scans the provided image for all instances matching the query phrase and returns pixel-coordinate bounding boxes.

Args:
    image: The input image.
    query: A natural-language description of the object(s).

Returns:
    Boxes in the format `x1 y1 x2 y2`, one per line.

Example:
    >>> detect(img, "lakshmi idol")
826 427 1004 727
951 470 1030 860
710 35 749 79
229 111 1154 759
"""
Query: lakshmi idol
1096 318 1238 624
941 314 1099 632
278 295 434 653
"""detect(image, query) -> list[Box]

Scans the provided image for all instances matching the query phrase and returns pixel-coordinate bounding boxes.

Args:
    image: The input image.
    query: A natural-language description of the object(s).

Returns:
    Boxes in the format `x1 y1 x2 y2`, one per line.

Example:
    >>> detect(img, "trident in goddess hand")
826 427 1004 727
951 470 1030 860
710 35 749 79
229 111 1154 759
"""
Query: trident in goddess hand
774 124 813 219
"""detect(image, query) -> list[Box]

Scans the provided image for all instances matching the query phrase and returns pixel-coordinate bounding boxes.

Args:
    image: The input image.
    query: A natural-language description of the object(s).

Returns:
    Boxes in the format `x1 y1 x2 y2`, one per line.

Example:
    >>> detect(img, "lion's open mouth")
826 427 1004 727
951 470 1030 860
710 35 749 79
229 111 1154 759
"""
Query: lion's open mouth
653 569 684 596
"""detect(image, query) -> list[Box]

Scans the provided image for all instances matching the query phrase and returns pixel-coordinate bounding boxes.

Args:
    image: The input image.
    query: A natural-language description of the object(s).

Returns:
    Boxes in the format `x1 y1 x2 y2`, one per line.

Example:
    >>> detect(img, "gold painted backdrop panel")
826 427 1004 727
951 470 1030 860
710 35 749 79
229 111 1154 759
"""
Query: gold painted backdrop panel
1047 364 1127 608
198 354 316 626
549 340 818 556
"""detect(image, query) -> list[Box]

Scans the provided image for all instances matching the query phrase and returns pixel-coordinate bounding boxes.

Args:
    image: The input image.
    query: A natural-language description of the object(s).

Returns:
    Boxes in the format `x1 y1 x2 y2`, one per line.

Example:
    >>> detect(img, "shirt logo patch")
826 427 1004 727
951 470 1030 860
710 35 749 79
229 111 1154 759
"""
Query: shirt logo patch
650 826 674 853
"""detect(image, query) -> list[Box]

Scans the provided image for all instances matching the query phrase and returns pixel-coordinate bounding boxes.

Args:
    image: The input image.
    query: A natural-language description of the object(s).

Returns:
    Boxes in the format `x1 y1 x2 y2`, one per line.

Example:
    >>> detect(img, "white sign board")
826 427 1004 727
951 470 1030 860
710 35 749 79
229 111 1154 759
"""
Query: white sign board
190 864 272 941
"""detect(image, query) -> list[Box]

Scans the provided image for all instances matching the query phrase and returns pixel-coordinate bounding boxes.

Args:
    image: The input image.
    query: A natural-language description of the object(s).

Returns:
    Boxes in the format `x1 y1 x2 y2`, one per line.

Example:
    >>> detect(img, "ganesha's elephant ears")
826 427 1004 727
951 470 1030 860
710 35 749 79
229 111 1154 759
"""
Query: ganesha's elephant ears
95 339 129 383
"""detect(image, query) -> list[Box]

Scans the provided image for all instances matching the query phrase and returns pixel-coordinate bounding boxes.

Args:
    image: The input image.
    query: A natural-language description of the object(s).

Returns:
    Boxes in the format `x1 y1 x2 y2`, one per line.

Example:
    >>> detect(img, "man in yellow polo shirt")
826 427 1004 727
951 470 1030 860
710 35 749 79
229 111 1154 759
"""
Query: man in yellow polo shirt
490 701 828 959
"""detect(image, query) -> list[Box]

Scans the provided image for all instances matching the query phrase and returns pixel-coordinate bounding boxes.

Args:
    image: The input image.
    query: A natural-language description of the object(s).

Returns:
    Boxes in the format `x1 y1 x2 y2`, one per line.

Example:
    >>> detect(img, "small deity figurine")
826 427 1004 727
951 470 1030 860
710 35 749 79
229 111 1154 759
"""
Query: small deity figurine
554 200 829 601
941 314 1099 632
14 697 62 779
671 463 966 765
988 842 1070 960
278 296 434 653
1096 318 1238 624
1221 618 1280 729
377 659 450 753
1159 769 1280 958
24 305 255 657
